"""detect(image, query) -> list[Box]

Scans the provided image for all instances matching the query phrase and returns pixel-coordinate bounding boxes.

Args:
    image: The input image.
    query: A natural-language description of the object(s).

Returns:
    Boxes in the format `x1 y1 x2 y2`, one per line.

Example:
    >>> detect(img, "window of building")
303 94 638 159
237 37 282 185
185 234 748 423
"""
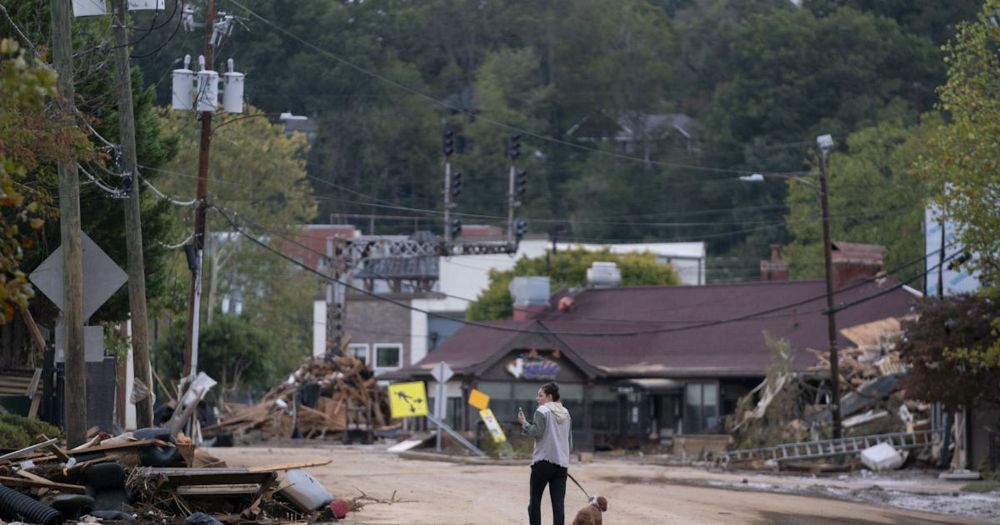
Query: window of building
684 382 719 434
374 344 402 370
347 344 369 366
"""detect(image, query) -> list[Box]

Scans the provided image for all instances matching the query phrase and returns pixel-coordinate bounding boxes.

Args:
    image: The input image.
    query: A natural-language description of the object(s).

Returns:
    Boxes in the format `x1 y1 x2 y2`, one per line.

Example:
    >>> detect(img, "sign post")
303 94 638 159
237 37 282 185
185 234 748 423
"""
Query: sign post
430 362 454 452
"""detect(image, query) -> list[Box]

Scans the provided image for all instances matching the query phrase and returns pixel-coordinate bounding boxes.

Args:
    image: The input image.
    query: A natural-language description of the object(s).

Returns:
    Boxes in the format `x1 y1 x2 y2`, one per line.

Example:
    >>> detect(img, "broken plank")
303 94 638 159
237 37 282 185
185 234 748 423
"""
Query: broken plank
66 439 167 455
245 459 332 473
0 438 59 462
175 484 261 497
0 475 86 494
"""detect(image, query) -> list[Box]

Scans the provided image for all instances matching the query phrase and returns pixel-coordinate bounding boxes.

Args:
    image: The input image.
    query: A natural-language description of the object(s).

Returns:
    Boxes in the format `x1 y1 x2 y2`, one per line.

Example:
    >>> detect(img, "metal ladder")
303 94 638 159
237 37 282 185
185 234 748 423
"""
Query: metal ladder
725 429 943 463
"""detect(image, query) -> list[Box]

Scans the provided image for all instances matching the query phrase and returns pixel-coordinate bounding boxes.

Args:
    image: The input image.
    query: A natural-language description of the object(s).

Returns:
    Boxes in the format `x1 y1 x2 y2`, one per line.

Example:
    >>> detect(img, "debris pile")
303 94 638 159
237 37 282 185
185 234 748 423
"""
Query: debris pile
726 318 936 469
0 431 351 524
206 356 396 442
805 317 931 434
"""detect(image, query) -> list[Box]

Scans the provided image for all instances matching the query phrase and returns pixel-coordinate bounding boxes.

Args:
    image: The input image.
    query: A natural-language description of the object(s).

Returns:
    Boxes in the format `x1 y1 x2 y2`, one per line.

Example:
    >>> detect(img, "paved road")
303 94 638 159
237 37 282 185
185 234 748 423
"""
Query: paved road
211 445 986 524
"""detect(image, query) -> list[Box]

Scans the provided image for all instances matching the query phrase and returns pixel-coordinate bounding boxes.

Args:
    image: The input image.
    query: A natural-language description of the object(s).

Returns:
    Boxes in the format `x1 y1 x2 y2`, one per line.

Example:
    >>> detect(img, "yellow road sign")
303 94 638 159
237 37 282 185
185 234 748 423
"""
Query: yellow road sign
479 408 507 443
388 381 428 418
467 389 490 410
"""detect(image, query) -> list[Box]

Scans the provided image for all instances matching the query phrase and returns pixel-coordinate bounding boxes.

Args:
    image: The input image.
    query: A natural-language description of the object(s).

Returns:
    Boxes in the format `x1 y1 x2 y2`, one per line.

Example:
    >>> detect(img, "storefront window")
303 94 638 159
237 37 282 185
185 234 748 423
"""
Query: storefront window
684 382 719 434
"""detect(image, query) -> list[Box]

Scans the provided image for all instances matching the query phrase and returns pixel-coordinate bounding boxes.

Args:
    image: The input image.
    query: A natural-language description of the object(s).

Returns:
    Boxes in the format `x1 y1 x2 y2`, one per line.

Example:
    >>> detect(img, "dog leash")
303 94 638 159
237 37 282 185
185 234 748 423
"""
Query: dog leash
567 472 591 500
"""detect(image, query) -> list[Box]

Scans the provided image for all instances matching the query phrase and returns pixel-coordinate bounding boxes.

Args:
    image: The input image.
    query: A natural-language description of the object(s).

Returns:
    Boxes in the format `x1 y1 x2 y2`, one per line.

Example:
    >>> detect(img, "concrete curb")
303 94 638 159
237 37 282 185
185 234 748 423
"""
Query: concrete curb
395 450 528 466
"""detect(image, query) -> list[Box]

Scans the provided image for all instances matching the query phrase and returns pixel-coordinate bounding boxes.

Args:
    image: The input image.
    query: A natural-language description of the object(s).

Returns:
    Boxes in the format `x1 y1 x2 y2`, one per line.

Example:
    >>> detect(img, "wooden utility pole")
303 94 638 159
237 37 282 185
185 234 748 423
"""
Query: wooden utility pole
112 0 153 427
817 139 841 440
50 0 86 447
183 0 217 379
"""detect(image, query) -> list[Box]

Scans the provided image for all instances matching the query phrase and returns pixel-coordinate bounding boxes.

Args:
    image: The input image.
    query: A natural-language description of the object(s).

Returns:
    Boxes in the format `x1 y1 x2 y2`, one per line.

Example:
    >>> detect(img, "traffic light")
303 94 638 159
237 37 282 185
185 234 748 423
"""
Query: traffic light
443 130 455 157
451 171 462 198
514 218 527 241
507 133 521 159
514 170 527 199
449 218 462 238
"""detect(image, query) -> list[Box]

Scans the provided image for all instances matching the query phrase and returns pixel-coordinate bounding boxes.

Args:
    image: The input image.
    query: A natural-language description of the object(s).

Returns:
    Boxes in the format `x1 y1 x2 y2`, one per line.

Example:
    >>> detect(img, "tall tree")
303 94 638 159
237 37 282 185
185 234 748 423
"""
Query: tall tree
0 39 88 324
156 105 317 317
782 120 934 283
917 0 1000 290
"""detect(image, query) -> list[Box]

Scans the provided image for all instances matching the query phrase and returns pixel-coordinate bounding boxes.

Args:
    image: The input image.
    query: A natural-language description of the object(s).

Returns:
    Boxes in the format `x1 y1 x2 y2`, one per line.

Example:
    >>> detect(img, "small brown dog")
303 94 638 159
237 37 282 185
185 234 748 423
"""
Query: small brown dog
571 495 608 525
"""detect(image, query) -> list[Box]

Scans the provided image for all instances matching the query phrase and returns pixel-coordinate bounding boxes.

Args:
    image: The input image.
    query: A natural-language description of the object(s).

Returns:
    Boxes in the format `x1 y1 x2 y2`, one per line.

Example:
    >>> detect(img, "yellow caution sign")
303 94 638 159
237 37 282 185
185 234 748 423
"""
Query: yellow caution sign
467 389 490 411
479 408 507 443
388 381 428 418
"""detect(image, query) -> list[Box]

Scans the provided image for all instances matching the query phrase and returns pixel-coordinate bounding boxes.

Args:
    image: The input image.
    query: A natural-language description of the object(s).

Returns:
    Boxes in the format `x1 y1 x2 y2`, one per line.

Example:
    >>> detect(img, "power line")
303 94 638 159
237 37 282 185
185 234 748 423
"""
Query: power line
211 204 950 339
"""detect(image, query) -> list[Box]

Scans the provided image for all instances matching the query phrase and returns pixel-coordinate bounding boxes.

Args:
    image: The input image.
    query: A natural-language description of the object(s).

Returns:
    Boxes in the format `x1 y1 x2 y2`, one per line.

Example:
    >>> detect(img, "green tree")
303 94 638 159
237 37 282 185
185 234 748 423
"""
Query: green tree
154 105 319 388
0 39 87 323
698 6 942 267
156 105 317 317
3 3 179 329
803 0 980 45
153 314 274 401
917 0 1000 289
898 295 1000 409
782 120 934 283
467 248 680 320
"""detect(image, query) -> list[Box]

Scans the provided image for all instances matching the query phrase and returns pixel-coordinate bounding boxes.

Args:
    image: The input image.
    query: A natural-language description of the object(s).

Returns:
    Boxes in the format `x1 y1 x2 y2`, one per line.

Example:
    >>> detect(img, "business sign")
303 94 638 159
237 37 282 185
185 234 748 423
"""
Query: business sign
388 381 428 418
479 408 506 443
506 355 560 381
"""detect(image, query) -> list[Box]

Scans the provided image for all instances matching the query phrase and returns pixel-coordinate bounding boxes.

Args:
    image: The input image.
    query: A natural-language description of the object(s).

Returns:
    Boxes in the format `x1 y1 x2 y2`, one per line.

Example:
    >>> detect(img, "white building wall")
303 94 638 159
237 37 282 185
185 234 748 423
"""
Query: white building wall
312 299 326 358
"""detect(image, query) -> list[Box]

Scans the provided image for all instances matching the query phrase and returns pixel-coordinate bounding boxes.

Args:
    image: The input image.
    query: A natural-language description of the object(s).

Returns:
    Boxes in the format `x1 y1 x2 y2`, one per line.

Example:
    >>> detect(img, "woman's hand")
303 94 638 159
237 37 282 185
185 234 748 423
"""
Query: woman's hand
517 407 527 426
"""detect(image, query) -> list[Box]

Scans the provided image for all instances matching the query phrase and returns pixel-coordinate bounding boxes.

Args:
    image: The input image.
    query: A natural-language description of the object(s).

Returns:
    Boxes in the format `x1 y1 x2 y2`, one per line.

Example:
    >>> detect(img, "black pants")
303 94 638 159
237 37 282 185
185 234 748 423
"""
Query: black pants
528 460 567 525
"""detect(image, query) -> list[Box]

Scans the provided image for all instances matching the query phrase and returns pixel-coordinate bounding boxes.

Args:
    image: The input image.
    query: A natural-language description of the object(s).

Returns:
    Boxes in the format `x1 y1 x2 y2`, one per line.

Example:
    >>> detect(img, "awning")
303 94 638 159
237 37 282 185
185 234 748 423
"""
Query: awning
615 378 684 394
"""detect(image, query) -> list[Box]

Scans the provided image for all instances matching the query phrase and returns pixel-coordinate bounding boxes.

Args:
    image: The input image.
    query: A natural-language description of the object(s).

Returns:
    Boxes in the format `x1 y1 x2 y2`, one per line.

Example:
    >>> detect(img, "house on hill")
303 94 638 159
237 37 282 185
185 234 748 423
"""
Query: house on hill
389 245 921 450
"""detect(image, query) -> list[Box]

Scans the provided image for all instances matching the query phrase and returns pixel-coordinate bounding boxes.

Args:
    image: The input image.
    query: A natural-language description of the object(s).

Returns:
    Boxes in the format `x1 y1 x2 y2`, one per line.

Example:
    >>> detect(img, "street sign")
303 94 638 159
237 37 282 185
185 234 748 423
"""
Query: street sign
468 389 490 411
479 408 506 443
29 232 127 320
431 361 454 384
388 381 428 418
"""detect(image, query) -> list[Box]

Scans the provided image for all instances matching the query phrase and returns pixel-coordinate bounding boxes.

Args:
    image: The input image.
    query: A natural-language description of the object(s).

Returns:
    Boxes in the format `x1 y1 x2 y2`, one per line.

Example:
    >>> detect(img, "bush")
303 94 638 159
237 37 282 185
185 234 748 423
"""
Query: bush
0 413 62 448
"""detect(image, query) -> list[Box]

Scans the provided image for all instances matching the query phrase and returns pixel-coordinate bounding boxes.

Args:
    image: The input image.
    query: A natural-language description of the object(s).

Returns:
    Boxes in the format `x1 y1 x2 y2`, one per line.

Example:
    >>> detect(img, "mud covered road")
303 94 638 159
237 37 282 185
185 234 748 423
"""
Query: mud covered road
211 445 989 524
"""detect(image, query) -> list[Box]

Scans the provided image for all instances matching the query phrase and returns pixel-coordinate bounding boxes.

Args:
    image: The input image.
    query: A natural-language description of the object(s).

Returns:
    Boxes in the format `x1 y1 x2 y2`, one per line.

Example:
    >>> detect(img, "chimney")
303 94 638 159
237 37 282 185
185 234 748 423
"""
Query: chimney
509 276 551 321
586 262 621 288
760 244 789 282
831 242 885 289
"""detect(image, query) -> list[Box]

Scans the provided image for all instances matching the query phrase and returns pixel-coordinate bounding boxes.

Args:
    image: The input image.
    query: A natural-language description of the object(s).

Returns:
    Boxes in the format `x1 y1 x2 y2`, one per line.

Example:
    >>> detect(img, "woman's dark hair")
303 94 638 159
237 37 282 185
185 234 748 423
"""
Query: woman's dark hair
541 382 560 401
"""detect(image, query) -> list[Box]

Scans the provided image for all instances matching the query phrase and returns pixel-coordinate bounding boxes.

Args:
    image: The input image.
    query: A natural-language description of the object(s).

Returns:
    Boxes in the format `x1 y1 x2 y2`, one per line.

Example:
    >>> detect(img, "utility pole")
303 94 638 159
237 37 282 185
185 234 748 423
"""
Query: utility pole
50 0 87 447
506 134 521 246
442 127 456 243
325 238 346 360
183 0 217 379
111 0 153 427
816 134 841 440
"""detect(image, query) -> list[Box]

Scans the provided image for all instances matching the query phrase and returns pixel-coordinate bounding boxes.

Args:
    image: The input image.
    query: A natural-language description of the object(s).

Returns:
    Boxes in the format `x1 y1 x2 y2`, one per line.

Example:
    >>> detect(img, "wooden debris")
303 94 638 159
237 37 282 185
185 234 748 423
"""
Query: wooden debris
207 356 393 441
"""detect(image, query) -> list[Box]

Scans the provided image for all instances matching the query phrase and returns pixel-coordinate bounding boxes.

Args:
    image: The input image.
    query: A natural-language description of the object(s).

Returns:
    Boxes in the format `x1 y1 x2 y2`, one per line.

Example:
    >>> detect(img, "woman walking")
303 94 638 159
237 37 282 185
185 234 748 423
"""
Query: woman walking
518 382 572 525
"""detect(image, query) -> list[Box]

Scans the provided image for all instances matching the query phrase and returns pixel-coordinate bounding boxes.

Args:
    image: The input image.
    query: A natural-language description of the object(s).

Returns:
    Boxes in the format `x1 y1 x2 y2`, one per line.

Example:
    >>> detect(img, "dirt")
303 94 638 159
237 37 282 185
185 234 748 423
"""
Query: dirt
208 444 993 524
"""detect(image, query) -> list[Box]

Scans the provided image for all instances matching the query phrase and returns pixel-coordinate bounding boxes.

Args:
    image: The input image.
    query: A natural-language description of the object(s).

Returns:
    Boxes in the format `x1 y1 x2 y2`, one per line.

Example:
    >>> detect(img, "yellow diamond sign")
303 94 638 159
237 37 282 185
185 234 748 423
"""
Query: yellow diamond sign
467 389 490 410
388 381 428 418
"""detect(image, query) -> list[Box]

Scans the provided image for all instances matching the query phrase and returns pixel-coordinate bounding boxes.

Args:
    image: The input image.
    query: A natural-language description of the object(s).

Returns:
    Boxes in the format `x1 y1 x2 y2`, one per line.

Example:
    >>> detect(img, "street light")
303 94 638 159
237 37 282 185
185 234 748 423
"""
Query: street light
815 133 842 440
740 134 842 439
